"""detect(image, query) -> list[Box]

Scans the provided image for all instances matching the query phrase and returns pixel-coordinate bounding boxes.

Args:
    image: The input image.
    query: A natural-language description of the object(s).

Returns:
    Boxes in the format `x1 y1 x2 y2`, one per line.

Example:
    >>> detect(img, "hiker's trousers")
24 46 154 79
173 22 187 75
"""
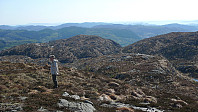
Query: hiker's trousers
52 74 58 88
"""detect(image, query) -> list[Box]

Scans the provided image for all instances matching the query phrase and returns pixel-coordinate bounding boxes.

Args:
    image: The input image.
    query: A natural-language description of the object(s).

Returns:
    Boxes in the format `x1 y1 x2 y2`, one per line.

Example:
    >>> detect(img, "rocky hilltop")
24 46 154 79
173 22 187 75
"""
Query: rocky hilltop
123 32 198 78
0 35 121 63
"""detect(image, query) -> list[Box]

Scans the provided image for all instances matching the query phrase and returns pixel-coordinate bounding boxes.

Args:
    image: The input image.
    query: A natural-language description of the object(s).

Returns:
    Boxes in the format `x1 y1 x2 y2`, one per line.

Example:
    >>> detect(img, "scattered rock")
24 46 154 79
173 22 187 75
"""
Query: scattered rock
144 96 157 104
128 69 140 73
28 90 39 95
101 102 163 112
171 98 188 106
172 103 183 108
37 107 49 112
131 89 145 99
126 56 132 59
18 96 28 101
108 82 120 87
70 95 80 100
62 92 70 97
106 89 115 94
58 99 96 112
151 69 166 74
62 92 80 100
131 89 157 103
109 94 122 101
98 94 113 102
0 103 23 111
84 100 94 105
139 102 150 105
116 107 134 112
80 96 90 101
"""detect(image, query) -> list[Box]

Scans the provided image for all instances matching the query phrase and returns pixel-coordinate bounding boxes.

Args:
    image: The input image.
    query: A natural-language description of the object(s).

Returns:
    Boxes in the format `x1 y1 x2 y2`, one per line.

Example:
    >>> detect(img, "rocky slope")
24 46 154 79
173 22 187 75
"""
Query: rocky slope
0 35 121 63
0 54 197 112
123 32 198 78
0 61 129 112
68 53 198 102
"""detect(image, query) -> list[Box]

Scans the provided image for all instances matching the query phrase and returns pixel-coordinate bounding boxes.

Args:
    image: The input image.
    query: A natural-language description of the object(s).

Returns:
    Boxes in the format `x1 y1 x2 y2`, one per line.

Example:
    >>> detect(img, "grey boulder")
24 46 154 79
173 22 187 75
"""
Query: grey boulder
58 99 96 112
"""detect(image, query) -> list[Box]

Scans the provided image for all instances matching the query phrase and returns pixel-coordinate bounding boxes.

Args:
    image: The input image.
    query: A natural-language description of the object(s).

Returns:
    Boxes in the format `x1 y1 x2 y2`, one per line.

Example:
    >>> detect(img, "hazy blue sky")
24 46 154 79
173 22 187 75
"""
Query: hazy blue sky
1 0 198 25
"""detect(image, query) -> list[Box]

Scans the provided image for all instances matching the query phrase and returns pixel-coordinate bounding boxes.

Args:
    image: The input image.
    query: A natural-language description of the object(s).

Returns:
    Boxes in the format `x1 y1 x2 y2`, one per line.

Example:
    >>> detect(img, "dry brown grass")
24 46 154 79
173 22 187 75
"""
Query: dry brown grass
0 58 198 112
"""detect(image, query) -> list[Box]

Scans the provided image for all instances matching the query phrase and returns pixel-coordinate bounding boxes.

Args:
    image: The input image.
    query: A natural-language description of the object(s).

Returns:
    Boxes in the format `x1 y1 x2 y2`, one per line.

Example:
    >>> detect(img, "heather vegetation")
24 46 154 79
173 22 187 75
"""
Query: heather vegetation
0 53 197 111
0 34 198 111
0 35 121 63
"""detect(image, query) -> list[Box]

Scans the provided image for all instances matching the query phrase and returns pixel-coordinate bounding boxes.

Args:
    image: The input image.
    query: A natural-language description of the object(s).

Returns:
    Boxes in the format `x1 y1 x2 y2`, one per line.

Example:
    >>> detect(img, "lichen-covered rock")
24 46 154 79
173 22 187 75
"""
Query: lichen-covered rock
58 99 96 112
101 102 163 112
0 103 23 112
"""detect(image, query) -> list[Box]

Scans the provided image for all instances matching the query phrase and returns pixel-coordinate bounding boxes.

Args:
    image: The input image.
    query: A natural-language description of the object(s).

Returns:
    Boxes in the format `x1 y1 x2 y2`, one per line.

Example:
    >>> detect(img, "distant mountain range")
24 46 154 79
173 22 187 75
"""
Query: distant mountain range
0 22 113 31
0 22 198 50
94 23 198 38
0 26 139 50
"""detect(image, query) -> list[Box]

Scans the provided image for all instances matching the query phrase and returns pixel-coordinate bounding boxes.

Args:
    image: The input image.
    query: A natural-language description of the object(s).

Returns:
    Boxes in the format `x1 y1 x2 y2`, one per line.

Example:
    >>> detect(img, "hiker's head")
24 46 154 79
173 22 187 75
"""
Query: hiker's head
50 55 55 61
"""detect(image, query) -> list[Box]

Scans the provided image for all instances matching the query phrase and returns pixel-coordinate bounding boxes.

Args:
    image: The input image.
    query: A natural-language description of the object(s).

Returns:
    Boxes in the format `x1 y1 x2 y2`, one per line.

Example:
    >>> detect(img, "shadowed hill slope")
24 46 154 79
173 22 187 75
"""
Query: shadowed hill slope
123 32 198 78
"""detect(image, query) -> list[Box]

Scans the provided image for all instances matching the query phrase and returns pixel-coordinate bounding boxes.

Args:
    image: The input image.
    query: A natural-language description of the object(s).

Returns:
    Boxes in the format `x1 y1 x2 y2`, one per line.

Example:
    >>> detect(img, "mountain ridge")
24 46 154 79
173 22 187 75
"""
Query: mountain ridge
1 22 198 51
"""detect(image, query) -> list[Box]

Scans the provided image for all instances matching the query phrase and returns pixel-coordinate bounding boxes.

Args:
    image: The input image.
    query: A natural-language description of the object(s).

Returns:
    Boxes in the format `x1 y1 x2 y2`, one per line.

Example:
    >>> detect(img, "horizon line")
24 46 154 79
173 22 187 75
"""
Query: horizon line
1 20 198 26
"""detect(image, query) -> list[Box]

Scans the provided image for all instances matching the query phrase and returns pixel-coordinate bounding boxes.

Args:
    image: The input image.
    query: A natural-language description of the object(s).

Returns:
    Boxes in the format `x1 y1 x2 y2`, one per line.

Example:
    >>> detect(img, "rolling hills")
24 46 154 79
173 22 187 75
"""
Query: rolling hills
1 22 198 51
0 26 140 50
1 32 198 79
94 23 198 38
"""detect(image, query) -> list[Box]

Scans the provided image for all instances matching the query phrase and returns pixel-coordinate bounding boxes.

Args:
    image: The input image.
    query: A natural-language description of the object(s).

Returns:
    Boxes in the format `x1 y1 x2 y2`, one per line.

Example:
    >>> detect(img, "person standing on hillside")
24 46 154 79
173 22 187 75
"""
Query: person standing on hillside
50 55 59 88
